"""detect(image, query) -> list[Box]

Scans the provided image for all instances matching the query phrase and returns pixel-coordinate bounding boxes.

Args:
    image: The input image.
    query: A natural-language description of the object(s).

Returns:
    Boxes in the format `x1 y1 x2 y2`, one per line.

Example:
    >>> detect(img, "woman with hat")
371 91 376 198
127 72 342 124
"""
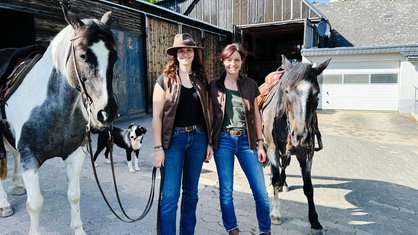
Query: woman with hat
152 33 213 234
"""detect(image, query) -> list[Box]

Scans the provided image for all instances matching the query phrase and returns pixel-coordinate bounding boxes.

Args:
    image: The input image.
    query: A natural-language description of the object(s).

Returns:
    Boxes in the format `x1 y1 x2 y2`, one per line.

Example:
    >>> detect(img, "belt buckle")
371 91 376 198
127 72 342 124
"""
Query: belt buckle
185 125 195 132
230 129 242 136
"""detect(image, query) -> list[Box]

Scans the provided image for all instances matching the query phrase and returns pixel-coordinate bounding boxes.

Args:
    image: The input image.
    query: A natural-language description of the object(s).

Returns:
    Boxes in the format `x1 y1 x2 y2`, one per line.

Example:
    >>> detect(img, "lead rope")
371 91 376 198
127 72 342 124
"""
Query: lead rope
85 102 162 223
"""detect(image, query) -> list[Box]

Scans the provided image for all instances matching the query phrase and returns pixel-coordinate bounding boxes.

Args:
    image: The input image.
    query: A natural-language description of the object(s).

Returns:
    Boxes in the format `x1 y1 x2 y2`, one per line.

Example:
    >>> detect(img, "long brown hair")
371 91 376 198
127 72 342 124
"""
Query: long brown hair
163 48 206 84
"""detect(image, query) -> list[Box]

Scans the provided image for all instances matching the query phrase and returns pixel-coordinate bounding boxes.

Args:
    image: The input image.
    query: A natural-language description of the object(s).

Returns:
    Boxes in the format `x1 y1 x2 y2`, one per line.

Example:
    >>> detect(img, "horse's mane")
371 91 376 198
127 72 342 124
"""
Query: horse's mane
259 61 315 118
280 62 312 88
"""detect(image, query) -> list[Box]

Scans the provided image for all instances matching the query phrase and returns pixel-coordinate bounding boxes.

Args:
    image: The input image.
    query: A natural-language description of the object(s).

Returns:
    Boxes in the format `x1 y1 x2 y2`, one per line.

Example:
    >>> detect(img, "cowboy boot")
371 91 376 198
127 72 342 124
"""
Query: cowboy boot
228 228 239 235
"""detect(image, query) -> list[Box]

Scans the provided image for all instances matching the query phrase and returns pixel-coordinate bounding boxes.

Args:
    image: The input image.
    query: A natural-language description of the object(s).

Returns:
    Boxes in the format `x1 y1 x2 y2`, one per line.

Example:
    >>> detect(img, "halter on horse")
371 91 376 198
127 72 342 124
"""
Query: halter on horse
259 55 330 234
0 3 118 234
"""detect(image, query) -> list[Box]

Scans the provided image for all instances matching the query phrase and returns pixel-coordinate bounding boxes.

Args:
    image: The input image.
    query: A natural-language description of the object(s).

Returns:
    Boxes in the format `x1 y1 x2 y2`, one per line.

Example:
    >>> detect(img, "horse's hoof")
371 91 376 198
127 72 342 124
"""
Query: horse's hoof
0 206 13 217
279 185 289 192
271 215 282 225
11 186 26 196
310 228 324 235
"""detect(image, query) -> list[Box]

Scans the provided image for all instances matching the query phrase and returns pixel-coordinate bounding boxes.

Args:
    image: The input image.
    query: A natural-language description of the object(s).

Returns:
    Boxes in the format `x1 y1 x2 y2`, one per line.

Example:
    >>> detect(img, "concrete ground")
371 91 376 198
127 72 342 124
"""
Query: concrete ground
1 110 417 235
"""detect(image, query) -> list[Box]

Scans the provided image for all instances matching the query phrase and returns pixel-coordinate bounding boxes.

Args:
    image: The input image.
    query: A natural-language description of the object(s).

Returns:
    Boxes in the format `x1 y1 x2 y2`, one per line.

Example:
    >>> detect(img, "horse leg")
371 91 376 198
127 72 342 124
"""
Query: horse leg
11 148 26 196
269 164 282 225
298 157 323 234
0 180 13 217
22 168 43 235
279 168 289 192
0 143 25 217
65 148 87 235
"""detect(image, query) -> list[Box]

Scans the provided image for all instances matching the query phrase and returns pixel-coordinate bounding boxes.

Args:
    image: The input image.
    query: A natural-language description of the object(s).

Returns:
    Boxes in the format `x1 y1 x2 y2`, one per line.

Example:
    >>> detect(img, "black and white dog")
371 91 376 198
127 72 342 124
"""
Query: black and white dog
93 124 147 173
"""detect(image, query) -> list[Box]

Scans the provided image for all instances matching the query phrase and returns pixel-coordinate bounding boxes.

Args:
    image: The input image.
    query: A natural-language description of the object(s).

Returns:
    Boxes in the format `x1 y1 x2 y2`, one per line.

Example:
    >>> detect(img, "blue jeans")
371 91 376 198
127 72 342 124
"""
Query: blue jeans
160 127 207 235
214 132 271 234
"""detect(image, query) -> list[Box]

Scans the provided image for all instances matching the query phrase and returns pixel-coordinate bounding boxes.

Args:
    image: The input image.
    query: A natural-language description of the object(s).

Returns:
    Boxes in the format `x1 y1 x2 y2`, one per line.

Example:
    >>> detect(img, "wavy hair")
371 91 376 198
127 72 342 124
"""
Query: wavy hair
163 48 206 86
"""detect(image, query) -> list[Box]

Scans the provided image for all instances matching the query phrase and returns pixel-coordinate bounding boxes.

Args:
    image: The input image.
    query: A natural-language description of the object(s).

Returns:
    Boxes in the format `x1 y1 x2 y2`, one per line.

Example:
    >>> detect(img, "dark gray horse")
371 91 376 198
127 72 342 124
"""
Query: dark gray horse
259 55 330 234
0 3 118 234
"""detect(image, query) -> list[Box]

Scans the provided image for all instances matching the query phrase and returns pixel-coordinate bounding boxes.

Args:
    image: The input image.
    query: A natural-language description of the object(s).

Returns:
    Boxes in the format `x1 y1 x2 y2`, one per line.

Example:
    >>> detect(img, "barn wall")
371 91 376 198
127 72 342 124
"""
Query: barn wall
158 0 322 30
145 16 230 111
0 0 232 116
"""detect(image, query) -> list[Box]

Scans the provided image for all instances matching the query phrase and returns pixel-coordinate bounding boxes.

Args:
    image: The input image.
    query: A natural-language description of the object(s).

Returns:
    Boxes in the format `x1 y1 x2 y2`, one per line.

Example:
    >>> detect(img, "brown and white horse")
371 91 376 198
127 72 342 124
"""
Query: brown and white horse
259 55 330 234
0 3 118 234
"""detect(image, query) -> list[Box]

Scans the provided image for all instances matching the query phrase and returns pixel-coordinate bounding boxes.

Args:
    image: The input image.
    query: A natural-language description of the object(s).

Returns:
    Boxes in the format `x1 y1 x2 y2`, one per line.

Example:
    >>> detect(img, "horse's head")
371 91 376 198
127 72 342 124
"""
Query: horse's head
59 3 118 129
280 55 331 148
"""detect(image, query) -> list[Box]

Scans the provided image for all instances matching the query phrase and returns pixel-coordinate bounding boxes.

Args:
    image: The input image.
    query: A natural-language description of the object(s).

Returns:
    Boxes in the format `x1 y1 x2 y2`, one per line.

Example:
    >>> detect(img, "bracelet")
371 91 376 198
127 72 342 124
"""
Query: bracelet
154 148 163 152
256 137 263 142
154 145 163 150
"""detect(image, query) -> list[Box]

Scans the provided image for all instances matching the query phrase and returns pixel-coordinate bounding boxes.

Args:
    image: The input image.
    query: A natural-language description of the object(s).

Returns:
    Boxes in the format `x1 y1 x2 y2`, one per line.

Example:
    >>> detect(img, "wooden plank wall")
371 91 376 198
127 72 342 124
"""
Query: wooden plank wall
158 0 322 31
0 0 143 43
145 17 229 110
145 17 178 110
1 0 232 115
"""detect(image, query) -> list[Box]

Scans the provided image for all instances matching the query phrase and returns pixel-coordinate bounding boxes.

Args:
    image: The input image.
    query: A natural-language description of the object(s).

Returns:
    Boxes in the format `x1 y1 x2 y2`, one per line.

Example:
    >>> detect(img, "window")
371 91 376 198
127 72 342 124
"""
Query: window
371 74 397 83
320 74 342 84
319 73 398 85
344 74 369 84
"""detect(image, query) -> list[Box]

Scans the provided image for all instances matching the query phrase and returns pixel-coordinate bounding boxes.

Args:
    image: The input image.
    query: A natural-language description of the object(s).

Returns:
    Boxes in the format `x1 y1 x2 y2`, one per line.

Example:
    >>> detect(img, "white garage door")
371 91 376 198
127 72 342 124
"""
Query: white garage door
318 73 399 111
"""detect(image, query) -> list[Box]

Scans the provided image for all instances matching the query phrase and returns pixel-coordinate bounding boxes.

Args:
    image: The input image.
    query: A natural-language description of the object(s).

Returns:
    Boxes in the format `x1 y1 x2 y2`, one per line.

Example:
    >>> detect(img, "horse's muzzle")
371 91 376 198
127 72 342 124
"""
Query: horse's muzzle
96 97 118 125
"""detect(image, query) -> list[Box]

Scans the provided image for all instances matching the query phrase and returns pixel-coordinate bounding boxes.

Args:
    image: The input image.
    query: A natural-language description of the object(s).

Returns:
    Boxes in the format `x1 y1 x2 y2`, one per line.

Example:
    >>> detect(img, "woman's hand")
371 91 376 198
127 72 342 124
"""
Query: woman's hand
154 150 165 168
204 144 213 163
257 146 267 163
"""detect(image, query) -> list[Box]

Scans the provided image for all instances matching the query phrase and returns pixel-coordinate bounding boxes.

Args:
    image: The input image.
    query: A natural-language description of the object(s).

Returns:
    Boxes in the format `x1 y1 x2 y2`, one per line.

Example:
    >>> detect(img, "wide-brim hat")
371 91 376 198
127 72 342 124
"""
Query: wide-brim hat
166 33 203 56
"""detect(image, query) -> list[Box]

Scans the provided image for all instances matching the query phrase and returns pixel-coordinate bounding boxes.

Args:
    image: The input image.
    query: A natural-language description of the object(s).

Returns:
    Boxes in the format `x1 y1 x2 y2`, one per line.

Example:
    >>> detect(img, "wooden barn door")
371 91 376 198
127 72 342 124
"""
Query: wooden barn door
113 30 147 116
233 24 242 43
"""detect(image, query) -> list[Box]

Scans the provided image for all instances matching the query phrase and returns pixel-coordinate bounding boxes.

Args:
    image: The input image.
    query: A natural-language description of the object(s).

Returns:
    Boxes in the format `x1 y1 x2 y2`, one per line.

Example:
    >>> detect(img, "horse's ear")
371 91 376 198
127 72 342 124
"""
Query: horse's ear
313 58 332 76
101 11 112 25
281 54 293 70
60 2 84 30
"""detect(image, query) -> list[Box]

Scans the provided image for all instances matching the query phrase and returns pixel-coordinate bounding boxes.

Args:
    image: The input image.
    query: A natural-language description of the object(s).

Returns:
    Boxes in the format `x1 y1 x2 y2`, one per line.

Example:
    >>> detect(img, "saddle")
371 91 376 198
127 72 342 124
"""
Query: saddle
0 45 46 158
257 70 284 107
258 69 293 163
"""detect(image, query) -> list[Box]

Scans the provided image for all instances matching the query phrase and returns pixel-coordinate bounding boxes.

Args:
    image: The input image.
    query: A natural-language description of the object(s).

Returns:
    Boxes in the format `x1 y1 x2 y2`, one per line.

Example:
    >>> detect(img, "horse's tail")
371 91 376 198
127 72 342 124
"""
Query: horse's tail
0 157 6 180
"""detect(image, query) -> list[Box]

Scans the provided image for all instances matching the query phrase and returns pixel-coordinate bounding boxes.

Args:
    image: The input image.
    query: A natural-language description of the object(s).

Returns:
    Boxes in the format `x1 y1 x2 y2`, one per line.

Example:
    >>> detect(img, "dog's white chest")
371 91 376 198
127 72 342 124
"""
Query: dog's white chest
131 137 142 150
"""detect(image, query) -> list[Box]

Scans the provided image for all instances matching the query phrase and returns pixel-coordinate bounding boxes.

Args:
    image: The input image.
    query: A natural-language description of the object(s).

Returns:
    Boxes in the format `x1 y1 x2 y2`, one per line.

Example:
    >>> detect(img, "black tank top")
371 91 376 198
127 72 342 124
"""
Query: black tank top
173 85 204 127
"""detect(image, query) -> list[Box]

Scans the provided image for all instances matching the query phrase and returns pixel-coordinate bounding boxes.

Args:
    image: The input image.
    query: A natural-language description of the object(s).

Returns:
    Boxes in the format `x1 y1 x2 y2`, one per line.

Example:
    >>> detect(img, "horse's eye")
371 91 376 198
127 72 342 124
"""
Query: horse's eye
80 54 86 60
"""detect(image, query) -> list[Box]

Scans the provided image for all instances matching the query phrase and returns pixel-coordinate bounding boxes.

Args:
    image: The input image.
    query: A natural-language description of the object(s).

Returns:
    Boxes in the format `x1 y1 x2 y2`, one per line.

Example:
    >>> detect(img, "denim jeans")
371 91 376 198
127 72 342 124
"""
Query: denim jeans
159 127 207 235
214 131 271 234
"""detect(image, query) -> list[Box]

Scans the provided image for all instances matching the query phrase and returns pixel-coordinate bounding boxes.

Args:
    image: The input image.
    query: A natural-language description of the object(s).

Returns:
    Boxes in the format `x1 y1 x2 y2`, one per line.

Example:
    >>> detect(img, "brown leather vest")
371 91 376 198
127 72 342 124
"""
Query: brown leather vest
159 73 212 148
210 74 259 149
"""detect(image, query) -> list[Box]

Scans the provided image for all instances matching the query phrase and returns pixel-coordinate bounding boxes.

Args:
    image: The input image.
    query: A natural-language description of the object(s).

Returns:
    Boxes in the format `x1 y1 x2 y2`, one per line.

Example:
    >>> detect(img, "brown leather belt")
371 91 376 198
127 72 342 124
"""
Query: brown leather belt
175 125 202 132
223 128 247 136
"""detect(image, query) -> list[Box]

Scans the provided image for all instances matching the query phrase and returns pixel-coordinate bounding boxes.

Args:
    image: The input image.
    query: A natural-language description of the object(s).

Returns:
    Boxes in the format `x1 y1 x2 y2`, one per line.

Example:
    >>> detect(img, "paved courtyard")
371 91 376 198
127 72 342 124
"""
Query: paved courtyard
1 110 418 234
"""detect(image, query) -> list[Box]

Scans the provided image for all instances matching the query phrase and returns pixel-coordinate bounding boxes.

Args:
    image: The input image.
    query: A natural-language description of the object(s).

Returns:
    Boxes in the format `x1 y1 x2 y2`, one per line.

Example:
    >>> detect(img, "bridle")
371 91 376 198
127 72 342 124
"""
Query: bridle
70 36 93 109
69 36 163 224
283 79 323 166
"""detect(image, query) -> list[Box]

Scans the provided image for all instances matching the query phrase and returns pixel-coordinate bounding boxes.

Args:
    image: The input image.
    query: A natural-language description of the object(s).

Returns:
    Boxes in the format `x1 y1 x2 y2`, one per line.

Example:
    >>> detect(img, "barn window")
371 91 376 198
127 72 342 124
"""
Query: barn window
371 74 398 83
320 74 342 84
344 74 369 84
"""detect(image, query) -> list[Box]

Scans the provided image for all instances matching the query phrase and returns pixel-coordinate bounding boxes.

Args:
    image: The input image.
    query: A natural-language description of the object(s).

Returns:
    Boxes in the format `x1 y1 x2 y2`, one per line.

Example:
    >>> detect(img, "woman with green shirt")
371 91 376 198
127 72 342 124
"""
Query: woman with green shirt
210 43 271 235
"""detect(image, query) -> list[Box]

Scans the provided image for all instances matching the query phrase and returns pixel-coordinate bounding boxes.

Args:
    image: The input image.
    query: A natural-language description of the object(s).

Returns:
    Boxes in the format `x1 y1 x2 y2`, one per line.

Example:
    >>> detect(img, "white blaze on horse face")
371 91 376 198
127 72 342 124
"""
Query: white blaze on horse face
291 80 310 144
90 40 109 101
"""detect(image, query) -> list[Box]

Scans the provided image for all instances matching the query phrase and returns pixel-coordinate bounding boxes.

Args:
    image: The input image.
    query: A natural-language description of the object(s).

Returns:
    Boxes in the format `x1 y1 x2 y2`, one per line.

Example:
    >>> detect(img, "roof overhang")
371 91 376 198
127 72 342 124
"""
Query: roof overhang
302 44 418 58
